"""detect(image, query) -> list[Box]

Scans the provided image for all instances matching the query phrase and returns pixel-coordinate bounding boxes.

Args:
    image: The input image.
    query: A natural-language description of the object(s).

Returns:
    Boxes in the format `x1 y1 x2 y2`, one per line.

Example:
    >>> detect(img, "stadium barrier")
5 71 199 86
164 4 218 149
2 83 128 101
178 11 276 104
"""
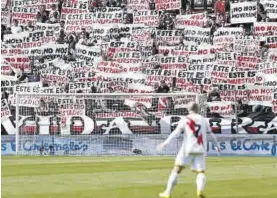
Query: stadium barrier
2 134 276 156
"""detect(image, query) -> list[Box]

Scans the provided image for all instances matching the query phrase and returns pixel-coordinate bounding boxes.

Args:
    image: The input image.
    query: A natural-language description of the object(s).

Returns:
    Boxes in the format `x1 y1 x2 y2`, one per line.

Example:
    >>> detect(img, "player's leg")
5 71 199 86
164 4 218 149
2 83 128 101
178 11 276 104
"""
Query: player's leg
159 153 190 198
159 165 183 198
191 155 206 197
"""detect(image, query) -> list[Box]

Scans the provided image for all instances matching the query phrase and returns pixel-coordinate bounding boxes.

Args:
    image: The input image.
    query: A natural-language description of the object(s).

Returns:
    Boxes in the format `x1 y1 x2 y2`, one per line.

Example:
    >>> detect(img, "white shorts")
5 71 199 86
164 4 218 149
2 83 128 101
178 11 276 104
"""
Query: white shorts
175 152 206 172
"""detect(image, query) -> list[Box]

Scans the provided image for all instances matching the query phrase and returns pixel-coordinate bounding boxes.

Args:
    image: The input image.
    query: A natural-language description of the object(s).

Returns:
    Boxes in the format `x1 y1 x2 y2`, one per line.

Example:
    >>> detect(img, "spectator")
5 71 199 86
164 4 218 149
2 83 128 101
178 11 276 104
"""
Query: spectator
11 20 22 34
37 5 49 23
24 21 35 32
156 81 170 93
48 4 60 23
208 87 221 102
199 84 207 94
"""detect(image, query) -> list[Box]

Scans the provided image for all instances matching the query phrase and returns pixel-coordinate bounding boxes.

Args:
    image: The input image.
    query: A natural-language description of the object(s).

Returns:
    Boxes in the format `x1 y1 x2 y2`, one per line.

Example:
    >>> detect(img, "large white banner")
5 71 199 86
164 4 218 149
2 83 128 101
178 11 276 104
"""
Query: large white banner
231 2 257 24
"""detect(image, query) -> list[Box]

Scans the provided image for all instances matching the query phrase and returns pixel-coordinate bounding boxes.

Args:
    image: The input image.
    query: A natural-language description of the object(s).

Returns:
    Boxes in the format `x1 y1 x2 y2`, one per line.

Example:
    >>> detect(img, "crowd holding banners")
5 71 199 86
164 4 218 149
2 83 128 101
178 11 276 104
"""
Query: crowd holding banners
1 0 277 135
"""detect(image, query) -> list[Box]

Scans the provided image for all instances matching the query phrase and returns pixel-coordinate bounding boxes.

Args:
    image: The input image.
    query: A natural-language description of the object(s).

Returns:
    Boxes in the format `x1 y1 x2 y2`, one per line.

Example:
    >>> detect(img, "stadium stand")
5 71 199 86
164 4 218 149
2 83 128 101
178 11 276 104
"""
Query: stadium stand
1 0 277 138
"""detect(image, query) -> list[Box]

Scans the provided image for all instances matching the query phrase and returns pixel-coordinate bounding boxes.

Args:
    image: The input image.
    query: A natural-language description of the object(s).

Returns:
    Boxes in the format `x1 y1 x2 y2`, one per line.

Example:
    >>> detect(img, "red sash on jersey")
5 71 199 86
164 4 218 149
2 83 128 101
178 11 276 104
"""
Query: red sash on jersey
187 117 203 145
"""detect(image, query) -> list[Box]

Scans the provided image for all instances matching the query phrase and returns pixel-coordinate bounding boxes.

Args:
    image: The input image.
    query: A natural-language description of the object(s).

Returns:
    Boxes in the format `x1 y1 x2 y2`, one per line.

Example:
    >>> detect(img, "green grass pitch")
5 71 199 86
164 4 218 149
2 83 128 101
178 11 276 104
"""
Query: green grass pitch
2 156 277 198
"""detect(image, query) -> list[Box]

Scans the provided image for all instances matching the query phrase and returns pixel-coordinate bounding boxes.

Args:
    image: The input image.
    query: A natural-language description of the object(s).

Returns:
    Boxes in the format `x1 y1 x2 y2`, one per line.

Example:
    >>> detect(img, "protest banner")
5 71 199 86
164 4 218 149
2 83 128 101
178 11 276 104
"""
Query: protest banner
61 0 88 19
207 101 234 116
197 45 223 55
266 36 277 48
132 27 153 41
91 24 118 41
126 83 153 94
93 11 123 24
70 61 91 73
230 2 257 24
13 0 59 10
20 0 59 10
183 27 211 45
156 30 182 45
254 22 277 36
3 32 30 46
235 55 260 70
92 7 121 12
220 87 272 104
1 47 25 56
159 45 198 56
40 68 70 84
1 75 17 92
124 95 152 109
273 91 277 113
14 82 41 93
262 69 277 87
190 54 215 65
234 35 260 55
69 81 109 92
5 56 31 72
174 94 197 109
1 60 12 75
260 0 277 19
113 51 143 64
108 41 138 57
216 52 235 67
160 56 188 70
117 63 142 73
29 44 68 58
36 23 60 32
15 31 58 49
12 6 37 25
133 10 159 27
75 44 102 64
136 40 153 57
1 99 11 118
175 13 206 29
227 71 263 85
145 69 176 77
213 27 243 46
118 24 144 40
155 0 181 10
1 8 10 25
58 97 86 117
65 13 94 32
127 0 149 10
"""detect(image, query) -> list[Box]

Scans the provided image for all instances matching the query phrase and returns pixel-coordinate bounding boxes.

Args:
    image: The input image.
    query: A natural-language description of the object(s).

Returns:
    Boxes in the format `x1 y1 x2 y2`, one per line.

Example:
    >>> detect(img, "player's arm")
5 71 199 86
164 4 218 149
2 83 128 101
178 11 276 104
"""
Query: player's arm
157 121 185 151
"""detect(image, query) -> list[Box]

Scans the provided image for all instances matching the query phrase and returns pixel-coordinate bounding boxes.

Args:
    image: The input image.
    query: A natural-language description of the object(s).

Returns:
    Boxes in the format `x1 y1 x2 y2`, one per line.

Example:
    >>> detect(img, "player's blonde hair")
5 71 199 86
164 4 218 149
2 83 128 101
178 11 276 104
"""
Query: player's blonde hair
188 102 200 114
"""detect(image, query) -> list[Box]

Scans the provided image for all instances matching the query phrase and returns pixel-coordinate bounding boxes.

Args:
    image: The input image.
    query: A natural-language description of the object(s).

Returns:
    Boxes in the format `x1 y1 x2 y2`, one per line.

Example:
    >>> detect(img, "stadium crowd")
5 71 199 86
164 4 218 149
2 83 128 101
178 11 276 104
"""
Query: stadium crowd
1 0 277 135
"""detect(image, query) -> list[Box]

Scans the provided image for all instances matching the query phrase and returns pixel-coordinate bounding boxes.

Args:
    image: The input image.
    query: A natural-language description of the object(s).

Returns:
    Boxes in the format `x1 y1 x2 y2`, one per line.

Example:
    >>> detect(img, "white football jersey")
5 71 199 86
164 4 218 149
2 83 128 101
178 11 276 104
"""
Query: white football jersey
177 113 210 155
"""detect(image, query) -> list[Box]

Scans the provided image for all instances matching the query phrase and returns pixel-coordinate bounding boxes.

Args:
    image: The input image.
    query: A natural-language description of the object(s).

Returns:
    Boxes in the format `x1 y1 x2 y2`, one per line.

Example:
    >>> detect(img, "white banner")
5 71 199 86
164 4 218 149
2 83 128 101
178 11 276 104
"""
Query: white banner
231 2 257 24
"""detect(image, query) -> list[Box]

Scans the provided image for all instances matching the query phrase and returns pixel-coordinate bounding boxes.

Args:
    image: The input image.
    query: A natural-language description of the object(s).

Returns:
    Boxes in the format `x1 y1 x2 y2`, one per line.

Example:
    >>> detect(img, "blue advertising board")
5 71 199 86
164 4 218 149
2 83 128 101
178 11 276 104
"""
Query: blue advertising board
1 135 277 156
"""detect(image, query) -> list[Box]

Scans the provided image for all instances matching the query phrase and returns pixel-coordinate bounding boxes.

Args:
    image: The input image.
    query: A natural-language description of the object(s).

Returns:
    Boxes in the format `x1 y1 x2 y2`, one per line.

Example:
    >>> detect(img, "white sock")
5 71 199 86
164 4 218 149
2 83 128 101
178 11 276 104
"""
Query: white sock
165 170 179 194
196 173 206 192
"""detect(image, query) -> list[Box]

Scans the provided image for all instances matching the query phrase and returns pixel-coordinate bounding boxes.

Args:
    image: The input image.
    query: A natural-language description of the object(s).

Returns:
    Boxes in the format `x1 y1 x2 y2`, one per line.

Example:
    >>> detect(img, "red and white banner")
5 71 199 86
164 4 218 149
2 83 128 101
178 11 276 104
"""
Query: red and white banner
133 10 159 27
12 6 37 25
175 13 206 29
207 101 234 116
155 0 181 10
